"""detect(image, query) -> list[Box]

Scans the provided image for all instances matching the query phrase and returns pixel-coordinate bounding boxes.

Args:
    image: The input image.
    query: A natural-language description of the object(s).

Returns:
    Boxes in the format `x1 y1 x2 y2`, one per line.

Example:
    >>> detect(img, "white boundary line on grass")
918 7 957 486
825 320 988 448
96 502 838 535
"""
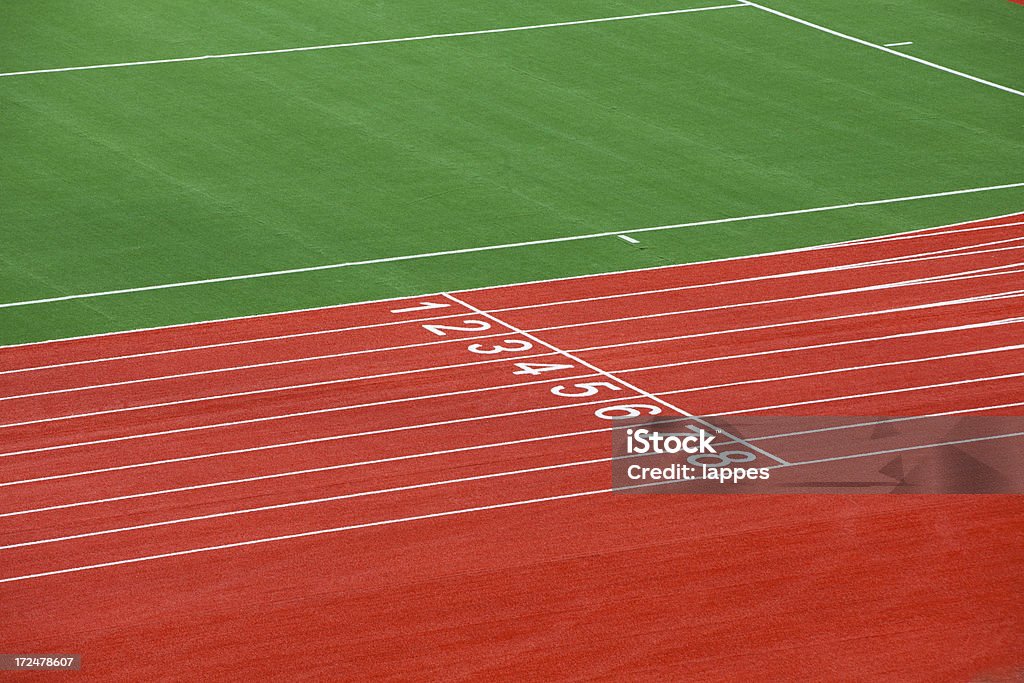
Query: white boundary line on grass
0 4 747 79
740 1 1024 98
0 182 1022 314
1 206 1021 352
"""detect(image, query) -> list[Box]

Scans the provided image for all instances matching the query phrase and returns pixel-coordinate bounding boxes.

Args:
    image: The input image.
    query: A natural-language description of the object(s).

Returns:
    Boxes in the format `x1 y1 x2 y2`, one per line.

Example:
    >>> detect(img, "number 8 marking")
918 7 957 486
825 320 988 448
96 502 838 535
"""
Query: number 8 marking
687 450 757 468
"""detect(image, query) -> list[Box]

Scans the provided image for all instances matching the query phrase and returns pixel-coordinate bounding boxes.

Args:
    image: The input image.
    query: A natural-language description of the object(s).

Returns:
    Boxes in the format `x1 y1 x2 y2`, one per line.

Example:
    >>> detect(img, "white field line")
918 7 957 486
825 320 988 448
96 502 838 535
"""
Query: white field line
0 5 747 79
4 430 1022 582
883 41 913 48
711 372 1024 415
5 318 1022 489
0 374 626 459
741 1 1024 98
11 428 1024 552
443 293 789 465
3 288 1021 454
6 261 1019 424
618 235 640 244
9 399 1024 515
1 210 1021 352
1 182 1022 314
573 290 1024 353
4 235 1020 377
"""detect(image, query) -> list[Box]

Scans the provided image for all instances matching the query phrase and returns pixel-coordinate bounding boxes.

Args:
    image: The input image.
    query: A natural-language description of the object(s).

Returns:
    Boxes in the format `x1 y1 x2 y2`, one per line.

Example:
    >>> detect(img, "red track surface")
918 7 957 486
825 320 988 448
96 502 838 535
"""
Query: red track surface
2 214 1023 680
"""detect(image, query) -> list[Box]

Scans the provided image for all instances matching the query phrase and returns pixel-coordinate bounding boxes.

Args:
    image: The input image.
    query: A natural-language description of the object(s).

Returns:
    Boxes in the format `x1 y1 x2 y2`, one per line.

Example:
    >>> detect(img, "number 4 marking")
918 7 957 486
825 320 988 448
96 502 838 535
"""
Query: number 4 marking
512 361 575 376
390 301 451 314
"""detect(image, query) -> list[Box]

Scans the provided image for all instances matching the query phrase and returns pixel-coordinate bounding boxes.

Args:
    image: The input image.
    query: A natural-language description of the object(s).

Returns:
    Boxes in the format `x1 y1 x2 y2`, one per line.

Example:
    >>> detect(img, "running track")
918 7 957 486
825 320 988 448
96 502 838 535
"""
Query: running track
2 213 1023 680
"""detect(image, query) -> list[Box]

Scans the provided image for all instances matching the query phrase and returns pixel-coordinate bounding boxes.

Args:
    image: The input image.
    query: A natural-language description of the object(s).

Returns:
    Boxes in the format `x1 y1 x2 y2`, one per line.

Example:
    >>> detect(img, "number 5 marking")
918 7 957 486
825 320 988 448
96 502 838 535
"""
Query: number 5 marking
551 382 622 398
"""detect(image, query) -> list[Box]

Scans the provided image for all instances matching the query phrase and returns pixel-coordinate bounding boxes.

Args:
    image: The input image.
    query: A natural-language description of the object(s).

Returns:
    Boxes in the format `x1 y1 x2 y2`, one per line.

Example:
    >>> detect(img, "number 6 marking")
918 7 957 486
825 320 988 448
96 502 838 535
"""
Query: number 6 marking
467 339 534 354
594 404 662 419
551 382 622 398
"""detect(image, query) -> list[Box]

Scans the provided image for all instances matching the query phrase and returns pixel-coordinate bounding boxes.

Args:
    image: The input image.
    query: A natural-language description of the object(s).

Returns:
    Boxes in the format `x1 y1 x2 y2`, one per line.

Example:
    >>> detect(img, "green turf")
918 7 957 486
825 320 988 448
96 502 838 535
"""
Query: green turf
1 1 1021 345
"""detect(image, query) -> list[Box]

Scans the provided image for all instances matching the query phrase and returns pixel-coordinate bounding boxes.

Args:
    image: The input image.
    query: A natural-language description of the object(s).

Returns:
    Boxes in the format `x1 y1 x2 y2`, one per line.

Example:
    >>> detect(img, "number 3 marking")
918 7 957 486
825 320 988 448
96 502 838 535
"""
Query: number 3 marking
467 339 534 354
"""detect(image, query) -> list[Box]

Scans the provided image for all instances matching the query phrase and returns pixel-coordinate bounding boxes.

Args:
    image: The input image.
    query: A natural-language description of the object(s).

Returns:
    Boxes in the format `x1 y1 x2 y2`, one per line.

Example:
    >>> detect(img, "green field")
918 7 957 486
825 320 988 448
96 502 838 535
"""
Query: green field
2 0 1022 345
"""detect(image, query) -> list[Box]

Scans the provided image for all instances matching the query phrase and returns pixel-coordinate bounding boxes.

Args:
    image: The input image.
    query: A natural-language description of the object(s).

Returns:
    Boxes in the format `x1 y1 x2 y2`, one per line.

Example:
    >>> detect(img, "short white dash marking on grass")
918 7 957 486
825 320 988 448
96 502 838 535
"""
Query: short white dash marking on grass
884 41 914 48
617 235 640 244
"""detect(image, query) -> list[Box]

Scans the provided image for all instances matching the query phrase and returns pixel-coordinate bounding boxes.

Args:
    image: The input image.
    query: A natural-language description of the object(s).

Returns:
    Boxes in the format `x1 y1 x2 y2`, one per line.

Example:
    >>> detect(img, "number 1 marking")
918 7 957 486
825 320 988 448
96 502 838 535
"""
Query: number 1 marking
390 301 452 314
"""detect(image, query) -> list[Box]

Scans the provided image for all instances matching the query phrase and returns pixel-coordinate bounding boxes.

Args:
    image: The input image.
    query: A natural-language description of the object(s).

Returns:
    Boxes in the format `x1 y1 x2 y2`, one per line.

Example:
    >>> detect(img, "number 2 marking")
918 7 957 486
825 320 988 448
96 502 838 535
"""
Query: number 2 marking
422 320 492 336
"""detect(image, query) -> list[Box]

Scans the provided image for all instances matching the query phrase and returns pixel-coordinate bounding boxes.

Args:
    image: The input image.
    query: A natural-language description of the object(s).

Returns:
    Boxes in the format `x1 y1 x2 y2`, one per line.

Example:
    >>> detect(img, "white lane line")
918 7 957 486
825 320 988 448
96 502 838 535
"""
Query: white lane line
0 327 520 378
0 487 620 584
0 373 625 459
6 263 1019 423
615 317 1024 374
0 334 543 401
573 290 1024 353
10 399 1023 515
0 366 597 430
531 257 1024 333
2 182 1022 313
737 402 1024 446
0 428 614 507
4 236 1020 378
843 219 1024 246
0 454 619 549
11 426 1024 551
1 210 1021 352
4 429 1021 582
0 5 747 79
443 293 789 465
4 288 1021 453
741 1 1024 97
6 318 1020 489
617 235 640 244
788 431 1024 468
655 344 1024 396
3 262 1020 405
492 240 1024 313
883 41 914 48
712 372 1024 414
